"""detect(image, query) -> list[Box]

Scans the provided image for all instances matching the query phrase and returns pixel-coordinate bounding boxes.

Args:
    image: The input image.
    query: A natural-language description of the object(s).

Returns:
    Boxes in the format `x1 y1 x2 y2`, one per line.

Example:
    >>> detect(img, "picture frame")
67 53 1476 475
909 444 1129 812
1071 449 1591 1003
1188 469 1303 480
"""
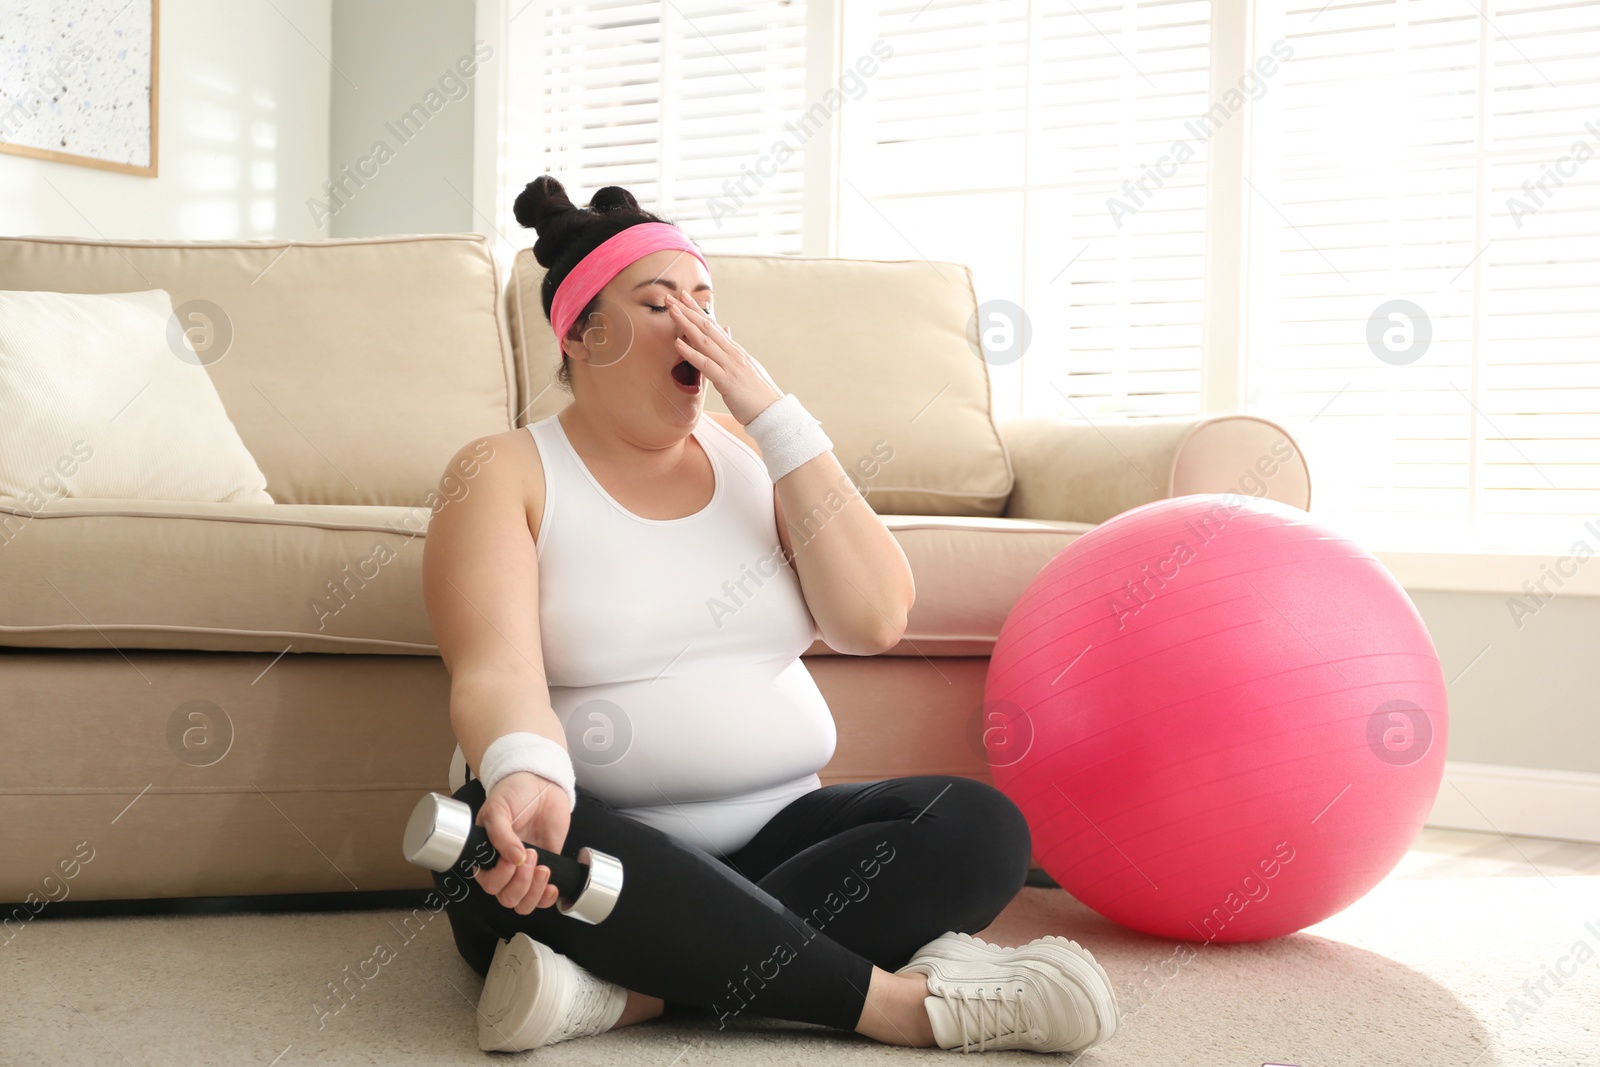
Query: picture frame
0 0 160 177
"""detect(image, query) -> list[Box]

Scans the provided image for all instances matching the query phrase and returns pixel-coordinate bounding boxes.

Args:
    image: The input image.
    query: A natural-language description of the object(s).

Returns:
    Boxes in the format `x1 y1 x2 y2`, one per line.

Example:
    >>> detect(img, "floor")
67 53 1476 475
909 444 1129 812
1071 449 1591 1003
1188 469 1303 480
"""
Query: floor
3 826 1596 1066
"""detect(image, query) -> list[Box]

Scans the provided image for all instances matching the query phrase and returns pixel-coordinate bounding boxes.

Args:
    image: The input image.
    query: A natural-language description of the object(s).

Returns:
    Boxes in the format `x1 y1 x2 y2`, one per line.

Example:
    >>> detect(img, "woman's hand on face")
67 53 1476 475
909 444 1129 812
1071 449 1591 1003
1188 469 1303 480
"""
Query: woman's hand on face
665 291 785 425
474 770 572 915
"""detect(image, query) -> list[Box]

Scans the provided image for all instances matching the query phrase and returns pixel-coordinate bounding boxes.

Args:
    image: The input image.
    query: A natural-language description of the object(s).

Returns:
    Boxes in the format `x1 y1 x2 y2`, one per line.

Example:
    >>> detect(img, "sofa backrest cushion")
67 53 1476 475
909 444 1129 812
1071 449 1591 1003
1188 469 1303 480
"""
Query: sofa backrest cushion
506 250 1014 517
0 234 514 506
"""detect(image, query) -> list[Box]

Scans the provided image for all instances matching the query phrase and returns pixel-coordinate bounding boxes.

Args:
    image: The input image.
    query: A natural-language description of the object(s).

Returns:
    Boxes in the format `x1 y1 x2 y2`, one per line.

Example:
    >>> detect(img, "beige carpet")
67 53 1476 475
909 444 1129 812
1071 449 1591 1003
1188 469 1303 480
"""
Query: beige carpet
4 828 1595 1066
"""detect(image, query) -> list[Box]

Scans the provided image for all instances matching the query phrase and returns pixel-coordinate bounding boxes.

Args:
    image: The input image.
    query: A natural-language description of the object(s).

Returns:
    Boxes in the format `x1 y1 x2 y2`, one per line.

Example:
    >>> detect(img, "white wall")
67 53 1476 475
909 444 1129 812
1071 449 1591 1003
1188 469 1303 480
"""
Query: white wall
0 0 331 240
325 0 479 238
1411 591 1600 775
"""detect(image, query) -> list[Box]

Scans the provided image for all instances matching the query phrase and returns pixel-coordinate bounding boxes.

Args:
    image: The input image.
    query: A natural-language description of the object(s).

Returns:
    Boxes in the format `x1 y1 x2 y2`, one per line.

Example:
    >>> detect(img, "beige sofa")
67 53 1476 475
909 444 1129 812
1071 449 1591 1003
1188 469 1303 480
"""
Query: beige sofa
0 233 1311 905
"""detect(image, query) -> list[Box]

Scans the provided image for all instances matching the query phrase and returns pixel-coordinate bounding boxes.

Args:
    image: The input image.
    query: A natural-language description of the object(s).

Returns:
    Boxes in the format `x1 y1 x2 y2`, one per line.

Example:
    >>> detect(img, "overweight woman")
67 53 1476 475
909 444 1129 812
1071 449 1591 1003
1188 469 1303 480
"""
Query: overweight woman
419 174 1120 1055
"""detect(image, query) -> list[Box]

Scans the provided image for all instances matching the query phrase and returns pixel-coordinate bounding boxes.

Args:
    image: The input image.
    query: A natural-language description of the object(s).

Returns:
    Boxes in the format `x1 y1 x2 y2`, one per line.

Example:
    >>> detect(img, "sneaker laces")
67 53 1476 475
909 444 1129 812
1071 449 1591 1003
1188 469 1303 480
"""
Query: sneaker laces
557 970 622 1041
942 983 1040 1052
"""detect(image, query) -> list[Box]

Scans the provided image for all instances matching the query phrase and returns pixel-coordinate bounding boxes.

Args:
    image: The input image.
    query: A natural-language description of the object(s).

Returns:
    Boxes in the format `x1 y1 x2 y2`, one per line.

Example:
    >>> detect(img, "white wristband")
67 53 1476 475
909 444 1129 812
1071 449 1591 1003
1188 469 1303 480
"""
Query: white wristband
475 732 578 813
745 393 832 482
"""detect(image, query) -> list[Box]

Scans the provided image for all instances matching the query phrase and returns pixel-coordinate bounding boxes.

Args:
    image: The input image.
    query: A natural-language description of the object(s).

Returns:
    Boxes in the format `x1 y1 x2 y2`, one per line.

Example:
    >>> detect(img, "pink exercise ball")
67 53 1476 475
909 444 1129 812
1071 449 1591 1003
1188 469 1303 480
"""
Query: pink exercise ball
984 493 1447 942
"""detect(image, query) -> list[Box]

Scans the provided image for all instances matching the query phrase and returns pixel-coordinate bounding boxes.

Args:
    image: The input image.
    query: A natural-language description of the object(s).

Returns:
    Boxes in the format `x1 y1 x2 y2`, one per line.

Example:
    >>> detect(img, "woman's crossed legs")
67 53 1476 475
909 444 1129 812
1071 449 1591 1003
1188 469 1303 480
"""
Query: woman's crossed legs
433 773 1033 1039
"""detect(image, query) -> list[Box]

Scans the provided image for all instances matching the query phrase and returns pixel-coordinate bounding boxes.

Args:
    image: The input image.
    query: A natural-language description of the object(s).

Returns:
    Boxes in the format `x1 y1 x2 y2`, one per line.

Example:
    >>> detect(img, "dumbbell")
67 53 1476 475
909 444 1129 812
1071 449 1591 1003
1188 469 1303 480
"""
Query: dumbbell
402 792 624 925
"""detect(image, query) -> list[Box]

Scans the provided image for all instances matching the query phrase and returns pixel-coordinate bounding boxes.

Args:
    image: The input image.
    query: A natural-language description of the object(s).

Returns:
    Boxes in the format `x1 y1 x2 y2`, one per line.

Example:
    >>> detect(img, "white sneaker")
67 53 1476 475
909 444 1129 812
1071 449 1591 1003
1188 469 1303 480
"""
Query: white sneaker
898 932 1119 1053
476 932 628 1052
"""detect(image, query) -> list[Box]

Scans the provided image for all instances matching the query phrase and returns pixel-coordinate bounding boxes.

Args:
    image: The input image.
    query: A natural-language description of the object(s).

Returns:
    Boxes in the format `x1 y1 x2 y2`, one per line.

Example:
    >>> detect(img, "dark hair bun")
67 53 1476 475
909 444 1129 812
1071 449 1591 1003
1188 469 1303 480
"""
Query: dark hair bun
588 186 640 214
521 176 594 269
516 176 657 269
513 174 575 233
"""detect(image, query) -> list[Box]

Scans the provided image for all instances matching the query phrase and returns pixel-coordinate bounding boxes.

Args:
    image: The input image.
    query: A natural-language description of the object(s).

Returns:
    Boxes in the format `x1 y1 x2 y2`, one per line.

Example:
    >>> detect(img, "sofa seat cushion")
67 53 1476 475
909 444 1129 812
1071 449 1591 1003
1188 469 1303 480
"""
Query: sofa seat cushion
1 501 1089 657
0 498 440 654
806 514 1094 658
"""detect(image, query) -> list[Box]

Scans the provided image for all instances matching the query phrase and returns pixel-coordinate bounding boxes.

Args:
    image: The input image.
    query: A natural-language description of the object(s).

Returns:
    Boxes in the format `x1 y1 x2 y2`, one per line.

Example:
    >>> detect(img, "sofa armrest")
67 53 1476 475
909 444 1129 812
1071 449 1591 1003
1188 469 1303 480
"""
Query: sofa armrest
1000 414 1311 525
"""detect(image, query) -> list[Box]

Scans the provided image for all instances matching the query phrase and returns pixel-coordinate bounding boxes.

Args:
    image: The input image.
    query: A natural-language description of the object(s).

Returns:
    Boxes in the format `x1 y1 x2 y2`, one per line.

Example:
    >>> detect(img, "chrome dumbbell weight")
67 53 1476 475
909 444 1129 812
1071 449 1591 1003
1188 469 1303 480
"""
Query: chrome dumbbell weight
402 791 624 924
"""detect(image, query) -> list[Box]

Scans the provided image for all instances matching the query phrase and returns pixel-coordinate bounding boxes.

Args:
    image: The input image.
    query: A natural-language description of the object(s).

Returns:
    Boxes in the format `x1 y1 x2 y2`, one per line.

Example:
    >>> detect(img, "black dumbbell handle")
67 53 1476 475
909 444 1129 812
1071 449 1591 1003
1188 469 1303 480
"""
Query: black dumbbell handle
453 820 587 901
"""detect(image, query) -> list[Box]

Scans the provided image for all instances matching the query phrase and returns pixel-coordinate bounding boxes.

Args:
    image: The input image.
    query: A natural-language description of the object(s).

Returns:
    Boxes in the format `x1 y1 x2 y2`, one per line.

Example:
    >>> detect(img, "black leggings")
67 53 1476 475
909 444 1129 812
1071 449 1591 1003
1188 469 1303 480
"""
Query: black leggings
432 773 1033 1032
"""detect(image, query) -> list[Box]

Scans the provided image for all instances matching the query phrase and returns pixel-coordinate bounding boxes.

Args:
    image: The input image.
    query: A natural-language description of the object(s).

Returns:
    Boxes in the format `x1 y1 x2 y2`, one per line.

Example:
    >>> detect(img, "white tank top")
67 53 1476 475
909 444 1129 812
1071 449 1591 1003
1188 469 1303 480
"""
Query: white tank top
448 410 836 856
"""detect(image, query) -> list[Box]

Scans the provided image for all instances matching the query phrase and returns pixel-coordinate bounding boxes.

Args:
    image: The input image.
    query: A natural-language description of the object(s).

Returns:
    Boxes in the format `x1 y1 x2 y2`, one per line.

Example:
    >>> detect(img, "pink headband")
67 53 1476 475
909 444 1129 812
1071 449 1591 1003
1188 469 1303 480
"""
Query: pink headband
549 221 710 345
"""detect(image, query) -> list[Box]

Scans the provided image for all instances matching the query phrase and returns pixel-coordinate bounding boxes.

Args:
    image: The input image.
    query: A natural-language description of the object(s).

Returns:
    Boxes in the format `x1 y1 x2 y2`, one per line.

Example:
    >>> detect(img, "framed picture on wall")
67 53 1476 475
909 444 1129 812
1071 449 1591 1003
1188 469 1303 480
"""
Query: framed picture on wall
0 0 159 177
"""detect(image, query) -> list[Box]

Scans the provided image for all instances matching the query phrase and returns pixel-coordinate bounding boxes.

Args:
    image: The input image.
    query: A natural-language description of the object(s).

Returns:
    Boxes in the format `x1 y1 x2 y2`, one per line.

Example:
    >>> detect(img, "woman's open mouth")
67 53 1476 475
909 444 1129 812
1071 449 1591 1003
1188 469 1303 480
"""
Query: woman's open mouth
670 358 701 394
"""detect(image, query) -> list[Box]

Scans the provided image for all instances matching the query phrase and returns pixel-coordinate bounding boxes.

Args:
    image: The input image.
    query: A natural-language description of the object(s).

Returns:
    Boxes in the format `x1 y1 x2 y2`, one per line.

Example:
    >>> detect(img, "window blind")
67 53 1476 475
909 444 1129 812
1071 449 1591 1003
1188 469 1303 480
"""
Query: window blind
1247 0 1600 551
510 0 810 254
840 0 1214 424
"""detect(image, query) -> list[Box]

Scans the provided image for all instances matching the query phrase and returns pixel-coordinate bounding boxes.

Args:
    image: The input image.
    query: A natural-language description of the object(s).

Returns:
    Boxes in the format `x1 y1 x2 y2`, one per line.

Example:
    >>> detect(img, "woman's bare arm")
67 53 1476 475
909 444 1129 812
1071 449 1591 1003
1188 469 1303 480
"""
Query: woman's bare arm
711 412 914 656
421 433 567 775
